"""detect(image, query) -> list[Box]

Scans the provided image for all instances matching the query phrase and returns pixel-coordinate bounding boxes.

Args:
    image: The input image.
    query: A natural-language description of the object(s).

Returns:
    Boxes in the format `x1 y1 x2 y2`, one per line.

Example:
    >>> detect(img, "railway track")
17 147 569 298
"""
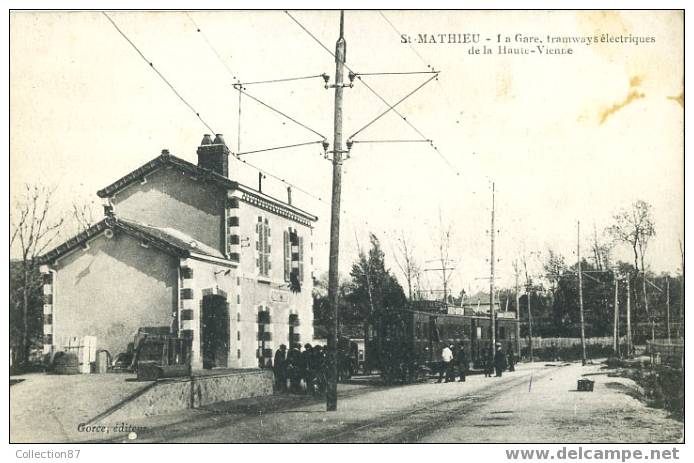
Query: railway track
307 366 560 443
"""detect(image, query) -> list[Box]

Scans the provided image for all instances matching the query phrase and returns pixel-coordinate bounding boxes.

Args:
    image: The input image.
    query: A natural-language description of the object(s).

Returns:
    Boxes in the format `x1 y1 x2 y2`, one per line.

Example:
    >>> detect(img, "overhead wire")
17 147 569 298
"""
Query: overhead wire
348 73 439 140
378 11 433 70
285 10 463 176
285 11 337 58
352 139 431 144
233 86 327 140
237 140 325 157
185 12 241 83
237 74 327 86
104 12 329 206
354 71 439 76
186 13 327 142
102 12 216 134
377 11 465 175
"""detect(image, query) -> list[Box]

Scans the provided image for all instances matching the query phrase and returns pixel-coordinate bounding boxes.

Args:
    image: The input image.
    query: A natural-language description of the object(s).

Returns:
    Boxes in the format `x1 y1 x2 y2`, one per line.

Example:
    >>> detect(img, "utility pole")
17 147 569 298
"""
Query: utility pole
522 258 533 362
326 10 346 412
489 183 496 350
423 260 456 304
644 271 654 356
613 275 619 356
626 276 632 357
577 220 587 366
666 276 671 344
514 260 521 356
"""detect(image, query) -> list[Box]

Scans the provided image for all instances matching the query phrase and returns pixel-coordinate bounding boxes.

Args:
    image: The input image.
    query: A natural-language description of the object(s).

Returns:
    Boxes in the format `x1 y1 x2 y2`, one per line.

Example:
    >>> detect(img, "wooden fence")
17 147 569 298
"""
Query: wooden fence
647 339 684 369
519 336 625 349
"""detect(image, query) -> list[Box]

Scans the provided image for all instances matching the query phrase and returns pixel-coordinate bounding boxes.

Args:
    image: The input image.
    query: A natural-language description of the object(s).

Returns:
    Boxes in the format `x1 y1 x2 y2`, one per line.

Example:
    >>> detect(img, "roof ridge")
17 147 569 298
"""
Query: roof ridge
96 152 317 222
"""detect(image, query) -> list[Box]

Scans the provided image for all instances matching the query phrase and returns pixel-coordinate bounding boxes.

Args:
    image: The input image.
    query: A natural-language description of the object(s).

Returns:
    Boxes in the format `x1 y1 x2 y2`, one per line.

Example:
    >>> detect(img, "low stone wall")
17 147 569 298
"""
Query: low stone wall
104 369 273 422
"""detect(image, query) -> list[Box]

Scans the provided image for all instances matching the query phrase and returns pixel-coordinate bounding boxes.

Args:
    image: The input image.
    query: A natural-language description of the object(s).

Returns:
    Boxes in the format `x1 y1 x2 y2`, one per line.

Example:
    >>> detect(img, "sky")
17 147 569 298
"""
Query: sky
9 10 684 295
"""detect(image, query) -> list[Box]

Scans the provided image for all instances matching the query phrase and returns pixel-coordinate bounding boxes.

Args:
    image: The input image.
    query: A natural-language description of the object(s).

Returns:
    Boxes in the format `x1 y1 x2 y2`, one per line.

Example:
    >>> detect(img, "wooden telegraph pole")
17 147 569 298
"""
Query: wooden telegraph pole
522 258 534 362
644 272 655 355
577 221 587 366
666 276 671 344
326 11 346 412
514 260 521 356
626 276 632 357
613 275 619 356
489 183 496 350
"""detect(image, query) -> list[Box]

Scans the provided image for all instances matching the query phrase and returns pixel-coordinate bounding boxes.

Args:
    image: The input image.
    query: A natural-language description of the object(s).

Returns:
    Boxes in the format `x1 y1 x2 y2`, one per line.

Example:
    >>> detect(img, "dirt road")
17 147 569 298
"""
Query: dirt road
100 361 681 443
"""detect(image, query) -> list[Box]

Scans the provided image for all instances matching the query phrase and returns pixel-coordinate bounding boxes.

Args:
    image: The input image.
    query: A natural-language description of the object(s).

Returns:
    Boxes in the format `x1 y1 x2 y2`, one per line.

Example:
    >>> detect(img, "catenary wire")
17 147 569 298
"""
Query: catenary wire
352 139 432 144
103 12 216 134
104 12 329 206
187 13 327 142
233 86 327 140
237 74 326 86
285 10 462 176
378 11 433 70
354 71 439 76
237 140 324 157
185 12 241 83
348 73 439 140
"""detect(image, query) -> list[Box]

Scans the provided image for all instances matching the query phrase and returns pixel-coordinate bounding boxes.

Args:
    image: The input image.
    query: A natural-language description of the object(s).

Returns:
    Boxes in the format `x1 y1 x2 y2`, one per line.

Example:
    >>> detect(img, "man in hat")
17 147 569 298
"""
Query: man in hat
456 342 467 382
301 343 314 394
507 343 516 372
311 345 326 395
484 345 494 377
494 343 507 377
286 343 302 393
273 344 288 392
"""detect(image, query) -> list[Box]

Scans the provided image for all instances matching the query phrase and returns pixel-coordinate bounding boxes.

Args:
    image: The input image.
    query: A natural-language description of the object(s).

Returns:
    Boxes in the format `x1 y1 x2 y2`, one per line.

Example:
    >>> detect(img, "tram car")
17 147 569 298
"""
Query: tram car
365 303 519 382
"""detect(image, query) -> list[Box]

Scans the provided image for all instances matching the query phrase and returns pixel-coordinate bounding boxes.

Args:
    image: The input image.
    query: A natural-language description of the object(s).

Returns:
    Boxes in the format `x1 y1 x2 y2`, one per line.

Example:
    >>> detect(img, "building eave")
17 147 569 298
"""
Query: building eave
38 217 192 265
234 185 318 227
96 153 238 199
96 153 318 224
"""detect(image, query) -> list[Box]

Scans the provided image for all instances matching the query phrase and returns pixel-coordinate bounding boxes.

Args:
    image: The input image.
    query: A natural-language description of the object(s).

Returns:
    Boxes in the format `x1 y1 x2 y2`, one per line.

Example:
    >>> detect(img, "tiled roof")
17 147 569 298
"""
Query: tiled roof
118 219 225 259
38 217 223 264
96 152 317 222
96 153 238 198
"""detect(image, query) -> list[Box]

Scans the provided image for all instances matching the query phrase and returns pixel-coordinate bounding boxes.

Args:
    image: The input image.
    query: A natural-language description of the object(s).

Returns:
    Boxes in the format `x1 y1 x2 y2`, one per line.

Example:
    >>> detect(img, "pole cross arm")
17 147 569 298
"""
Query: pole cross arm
645 278 664 293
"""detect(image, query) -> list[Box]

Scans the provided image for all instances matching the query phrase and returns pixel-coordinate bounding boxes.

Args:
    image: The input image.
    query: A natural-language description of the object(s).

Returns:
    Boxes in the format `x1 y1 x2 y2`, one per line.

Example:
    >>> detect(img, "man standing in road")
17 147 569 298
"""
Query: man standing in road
438 343 454 383
287 343 302 393
494 343 507 377
301 343 314 395
456 342 467 382
507 344 516 372
273 344 288 392
484 346 494 377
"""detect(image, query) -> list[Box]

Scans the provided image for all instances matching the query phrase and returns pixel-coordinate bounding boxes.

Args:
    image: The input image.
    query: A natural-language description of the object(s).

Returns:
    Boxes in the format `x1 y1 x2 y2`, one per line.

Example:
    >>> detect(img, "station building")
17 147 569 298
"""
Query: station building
38 134 317 370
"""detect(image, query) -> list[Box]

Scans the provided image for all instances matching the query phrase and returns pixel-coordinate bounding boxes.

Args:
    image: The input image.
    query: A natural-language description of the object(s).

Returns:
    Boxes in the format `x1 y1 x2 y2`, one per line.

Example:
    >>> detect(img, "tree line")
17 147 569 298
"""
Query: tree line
313 199 684 345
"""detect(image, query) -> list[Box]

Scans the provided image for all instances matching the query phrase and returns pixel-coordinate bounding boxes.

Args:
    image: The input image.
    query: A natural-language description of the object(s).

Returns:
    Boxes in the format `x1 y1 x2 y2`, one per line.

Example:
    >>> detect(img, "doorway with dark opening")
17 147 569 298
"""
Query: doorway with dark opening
201 294 229 369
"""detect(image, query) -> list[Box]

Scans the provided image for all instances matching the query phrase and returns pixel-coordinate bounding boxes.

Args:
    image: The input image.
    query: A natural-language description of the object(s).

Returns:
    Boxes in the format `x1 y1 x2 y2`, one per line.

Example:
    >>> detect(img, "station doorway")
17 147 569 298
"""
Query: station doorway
201 294 229 369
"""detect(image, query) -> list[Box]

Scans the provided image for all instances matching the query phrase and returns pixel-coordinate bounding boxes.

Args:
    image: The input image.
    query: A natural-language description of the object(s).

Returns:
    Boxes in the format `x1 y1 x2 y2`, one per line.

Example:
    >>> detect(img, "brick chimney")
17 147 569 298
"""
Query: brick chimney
197 134 229 177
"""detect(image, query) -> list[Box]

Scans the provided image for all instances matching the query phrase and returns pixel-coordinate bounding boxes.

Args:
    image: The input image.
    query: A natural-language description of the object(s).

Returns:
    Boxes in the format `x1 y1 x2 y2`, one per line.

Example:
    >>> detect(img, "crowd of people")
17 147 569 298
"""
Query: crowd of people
272 343 333 395
438 342 516 383
272 341 518 394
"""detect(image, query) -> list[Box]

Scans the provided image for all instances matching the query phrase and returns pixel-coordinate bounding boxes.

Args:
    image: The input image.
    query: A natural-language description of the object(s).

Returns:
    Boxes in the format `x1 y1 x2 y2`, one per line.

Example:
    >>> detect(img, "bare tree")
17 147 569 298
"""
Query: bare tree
435 210 455 302
606 200 655 274
591 223 613 271
10 184 64 365
606 200 656 324
392 230 420 301
71 199 98 234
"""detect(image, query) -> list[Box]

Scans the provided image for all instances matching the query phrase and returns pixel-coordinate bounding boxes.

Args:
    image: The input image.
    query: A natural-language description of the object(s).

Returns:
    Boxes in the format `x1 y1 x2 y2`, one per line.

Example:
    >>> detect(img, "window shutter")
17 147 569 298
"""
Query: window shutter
265 222 270 275
284 230 290 281
299 236 304 282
